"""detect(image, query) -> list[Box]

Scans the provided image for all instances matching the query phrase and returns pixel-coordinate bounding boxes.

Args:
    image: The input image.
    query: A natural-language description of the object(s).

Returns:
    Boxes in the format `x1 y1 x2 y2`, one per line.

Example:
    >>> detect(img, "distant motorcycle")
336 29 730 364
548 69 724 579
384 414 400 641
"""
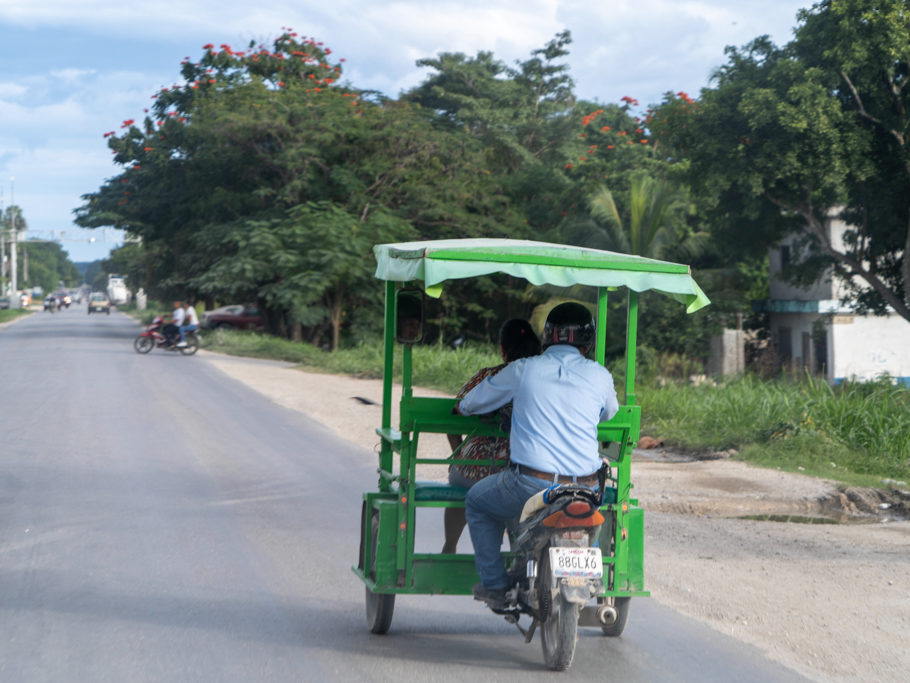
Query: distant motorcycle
133 316 199 356
44 298 57 313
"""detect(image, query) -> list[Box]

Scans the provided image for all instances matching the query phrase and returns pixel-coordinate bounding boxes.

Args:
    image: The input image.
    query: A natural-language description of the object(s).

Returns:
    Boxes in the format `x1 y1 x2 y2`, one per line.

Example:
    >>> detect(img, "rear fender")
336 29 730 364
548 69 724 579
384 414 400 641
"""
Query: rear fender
559 580 597 605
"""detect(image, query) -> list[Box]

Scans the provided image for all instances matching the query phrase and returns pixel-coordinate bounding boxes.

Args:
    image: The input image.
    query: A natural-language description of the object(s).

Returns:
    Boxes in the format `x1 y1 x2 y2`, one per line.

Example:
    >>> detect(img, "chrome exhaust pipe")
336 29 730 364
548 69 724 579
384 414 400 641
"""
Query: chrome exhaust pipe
597 604 618 625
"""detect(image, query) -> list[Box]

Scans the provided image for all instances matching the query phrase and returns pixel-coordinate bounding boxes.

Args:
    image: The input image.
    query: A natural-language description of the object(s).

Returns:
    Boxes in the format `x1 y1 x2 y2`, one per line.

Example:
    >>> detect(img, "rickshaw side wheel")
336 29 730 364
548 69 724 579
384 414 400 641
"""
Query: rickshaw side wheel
600 597 631 637
365 511 395 634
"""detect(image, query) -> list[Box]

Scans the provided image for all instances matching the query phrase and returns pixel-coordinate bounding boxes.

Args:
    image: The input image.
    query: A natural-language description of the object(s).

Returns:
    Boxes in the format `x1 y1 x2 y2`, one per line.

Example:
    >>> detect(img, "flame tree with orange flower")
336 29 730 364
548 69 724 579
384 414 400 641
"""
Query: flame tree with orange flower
76 30 515 348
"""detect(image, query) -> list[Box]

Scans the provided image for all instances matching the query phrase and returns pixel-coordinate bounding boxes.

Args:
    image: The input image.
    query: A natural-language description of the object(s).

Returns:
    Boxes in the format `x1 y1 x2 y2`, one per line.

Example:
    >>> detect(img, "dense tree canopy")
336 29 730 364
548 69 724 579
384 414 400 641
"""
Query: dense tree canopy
654 0 910 323
78 31 656 347
79 10 910 359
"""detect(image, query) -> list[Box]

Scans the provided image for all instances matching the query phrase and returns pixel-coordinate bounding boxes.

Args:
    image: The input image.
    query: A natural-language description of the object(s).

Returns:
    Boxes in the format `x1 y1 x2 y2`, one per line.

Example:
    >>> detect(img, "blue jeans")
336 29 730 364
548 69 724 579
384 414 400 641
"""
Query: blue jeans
465 467 552 590
178 323 198 342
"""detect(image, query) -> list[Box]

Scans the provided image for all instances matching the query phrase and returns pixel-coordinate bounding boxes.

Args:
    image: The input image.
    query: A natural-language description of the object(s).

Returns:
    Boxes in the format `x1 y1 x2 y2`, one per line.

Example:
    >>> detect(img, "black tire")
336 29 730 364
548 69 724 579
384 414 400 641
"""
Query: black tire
134 336 154 354
178 335 199 356
365 511 395 634
539 549 579 671
600 597 631 637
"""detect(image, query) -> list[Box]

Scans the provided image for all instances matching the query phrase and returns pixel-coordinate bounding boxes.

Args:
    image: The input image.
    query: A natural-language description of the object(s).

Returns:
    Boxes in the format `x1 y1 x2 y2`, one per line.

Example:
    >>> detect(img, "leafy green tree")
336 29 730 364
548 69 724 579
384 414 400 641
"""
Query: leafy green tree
563 177 707 261
95 243 147 295
655 1 910 324
78 30 524 345
19 241 79 293
197 202 412 349
1 205 28 234
405 31 580 238
792 0 910 318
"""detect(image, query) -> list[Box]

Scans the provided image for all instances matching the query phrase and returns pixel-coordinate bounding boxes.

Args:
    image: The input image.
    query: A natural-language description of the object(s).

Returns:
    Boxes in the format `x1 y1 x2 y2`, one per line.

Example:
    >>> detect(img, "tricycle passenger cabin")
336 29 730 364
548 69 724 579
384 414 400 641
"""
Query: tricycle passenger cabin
355 238 708 650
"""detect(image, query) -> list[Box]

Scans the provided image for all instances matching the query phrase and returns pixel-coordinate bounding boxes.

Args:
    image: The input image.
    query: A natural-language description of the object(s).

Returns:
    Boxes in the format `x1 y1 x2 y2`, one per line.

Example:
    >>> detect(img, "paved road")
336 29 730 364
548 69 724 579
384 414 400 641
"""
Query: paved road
0 307 807 681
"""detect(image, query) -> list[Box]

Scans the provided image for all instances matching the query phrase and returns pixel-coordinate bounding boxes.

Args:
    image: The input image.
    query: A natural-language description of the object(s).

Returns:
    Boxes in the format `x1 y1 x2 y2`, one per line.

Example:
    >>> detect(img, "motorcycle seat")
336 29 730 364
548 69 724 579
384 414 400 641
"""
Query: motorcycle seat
519 486 618 522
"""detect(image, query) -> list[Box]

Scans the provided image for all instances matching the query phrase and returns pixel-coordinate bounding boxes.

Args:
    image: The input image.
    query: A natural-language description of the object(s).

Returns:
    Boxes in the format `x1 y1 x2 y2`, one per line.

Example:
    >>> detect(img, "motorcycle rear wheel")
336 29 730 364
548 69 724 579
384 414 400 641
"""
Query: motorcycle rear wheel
539 549 579 671
365 511 395 634
179 335 199 356
134 336 154 354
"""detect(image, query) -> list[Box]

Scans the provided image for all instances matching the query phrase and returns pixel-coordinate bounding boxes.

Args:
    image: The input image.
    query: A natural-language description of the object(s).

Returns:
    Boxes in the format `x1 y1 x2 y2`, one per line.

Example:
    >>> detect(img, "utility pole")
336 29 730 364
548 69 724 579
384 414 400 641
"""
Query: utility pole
9 177 18 309
0 187 6 297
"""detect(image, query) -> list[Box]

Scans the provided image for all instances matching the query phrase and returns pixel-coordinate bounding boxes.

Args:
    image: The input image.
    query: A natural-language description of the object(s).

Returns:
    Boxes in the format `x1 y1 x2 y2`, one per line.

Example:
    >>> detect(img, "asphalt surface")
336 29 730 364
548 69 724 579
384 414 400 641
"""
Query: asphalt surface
0 307 808 681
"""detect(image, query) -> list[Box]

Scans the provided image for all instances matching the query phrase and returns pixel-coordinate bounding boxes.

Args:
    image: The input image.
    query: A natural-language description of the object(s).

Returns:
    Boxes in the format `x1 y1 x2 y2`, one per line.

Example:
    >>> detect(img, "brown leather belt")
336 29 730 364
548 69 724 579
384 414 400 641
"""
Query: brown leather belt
513 463 598 485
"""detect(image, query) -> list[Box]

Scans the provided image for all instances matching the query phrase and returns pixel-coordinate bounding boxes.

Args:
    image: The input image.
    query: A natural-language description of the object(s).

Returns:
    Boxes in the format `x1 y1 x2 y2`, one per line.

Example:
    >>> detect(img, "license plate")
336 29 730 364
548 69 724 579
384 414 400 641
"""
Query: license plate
549 547 603 579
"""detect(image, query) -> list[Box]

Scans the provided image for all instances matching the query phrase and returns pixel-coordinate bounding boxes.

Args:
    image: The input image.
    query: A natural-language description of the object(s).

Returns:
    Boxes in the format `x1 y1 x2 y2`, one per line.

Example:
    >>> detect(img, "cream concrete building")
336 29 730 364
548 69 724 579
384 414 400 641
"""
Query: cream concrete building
767 214 910 385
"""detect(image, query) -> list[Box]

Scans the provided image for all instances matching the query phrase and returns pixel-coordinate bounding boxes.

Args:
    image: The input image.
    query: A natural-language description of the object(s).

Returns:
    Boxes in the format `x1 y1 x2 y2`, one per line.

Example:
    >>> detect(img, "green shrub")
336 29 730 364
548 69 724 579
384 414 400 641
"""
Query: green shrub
640 374 910 481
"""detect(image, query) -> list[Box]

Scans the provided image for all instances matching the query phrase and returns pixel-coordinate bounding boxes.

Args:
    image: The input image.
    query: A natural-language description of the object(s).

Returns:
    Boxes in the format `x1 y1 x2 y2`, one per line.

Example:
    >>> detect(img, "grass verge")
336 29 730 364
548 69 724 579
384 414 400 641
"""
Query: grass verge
0 309 31 323
202 328 500 395
641 374 910 486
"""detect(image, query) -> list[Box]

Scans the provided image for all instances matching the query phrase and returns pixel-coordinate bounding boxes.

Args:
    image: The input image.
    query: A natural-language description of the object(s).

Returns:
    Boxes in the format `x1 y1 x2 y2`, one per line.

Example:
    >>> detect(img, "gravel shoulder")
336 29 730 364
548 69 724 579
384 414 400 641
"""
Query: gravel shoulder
204 351 910 682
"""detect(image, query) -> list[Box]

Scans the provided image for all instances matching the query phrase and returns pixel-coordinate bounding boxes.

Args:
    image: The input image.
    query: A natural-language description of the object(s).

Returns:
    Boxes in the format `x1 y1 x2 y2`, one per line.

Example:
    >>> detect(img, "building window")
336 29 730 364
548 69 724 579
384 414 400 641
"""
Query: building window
780 245 791 269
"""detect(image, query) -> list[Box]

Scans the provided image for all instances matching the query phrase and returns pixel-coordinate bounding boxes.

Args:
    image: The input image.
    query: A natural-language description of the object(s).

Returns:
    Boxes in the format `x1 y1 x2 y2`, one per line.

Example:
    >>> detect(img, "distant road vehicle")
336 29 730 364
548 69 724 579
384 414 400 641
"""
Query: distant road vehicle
0 296 9 309
201 304 262 330
107 275 129 305
87 292 111 315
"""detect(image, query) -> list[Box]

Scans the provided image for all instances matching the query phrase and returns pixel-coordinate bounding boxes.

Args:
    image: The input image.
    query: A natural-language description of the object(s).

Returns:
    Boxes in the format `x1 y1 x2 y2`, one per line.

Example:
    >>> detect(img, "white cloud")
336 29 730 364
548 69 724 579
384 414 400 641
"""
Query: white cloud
0 82 28 98
49 68 97 82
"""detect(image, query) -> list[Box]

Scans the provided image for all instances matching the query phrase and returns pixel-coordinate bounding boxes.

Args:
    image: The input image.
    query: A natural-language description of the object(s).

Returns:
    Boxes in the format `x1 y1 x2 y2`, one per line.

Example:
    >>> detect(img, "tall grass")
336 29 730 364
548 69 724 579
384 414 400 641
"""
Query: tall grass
641 374 910 481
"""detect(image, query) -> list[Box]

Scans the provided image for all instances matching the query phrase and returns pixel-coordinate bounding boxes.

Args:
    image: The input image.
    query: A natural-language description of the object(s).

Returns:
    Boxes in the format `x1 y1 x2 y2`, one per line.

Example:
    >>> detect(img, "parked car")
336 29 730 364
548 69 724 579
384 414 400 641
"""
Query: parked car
199 304 244 327
87 292 111 315
201 304 262 330
0 296 9 309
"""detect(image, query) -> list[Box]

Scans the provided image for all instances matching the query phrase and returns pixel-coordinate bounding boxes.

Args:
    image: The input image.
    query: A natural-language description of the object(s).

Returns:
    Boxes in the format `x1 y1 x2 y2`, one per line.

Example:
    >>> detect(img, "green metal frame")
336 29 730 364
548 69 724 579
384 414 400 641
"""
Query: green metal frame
352 281 650 600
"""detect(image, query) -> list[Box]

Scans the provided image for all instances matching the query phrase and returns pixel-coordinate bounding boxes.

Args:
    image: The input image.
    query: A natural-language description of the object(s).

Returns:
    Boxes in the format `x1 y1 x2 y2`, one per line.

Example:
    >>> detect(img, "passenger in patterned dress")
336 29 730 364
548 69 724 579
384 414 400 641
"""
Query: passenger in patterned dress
443 319 541 553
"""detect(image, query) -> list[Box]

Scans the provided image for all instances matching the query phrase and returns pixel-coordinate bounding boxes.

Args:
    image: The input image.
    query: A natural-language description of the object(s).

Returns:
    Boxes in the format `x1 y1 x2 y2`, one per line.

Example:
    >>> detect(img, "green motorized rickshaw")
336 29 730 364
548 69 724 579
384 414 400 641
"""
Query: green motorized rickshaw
353 239 709 665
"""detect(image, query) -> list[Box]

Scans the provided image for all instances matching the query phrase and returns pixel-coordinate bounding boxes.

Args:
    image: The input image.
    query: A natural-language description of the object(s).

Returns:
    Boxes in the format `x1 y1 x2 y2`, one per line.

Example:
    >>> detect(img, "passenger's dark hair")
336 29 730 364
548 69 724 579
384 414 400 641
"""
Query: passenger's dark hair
499 318 542 363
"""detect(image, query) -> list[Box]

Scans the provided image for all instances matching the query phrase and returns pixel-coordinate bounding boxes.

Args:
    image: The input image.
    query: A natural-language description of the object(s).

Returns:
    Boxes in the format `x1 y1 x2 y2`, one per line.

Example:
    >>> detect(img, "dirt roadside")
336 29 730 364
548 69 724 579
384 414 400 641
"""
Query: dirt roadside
204 352 910 682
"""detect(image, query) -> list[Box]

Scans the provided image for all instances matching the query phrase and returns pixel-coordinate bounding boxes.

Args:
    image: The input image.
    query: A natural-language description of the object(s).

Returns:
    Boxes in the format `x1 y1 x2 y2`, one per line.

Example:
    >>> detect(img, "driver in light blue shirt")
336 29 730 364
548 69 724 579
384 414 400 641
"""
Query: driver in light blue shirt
455 302 619 609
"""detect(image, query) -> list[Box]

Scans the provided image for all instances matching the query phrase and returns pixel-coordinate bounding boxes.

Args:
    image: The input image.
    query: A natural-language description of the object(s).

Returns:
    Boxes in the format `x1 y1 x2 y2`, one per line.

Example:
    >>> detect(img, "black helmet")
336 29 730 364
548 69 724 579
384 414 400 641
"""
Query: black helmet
542 302 595 349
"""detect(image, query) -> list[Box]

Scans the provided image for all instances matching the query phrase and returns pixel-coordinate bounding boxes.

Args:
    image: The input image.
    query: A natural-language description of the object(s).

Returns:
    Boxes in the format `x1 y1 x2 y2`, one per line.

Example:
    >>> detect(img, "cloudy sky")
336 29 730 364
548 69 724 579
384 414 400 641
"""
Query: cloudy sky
0 0 811 263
